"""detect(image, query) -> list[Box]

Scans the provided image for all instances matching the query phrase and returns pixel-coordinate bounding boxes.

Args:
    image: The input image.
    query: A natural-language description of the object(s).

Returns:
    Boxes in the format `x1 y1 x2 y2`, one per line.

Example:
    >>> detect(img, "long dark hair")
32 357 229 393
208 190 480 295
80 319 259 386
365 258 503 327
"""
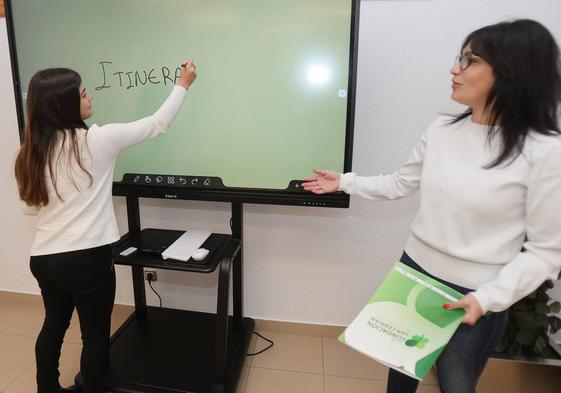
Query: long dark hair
15 68 92 206
450 19 561 168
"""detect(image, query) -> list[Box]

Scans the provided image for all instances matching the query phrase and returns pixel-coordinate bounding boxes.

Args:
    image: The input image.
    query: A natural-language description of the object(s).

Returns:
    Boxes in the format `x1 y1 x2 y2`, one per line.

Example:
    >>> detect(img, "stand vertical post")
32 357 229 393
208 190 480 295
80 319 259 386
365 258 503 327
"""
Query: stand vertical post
213 202 243 386
126 196 147 322
231 203 243 330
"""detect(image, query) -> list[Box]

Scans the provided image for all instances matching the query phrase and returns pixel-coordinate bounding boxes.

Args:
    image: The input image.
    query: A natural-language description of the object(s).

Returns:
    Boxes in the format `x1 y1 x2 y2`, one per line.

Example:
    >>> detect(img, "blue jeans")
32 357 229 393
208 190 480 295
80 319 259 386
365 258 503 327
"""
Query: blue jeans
386 252 508 393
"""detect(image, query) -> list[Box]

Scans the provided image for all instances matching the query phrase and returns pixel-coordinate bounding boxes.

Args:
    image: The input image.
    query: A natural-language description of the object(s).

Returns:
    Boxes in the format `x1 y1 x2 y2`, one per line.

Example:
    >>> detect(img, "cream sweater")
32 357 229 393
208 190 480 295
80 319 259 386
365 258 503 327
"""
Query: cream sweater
339 116 561 313
23 86 188 256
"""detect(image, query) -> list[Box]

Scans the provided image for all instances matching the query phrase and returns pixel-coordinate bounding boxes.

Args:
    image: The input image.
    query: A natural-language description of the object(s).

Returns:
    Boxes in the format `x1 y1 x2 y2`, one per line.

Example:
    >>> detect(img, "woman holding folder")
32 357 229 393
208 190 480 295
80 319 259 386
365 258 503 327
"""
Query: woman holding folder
304 19 561 393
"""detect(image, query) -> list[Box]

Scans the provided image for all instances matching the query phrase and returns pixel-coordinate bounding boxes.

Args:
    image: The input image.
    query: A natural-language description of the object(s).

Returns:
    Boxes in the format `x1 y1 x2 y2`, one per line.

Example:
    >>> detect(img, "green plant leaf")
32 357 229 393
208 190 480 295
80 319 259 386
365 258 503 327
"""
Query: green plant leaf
542 347 556 358
513 312 539 334
515 330 534 346
533 335 547 354
549 302 560 314
495 342 506 353
497 280 559 357
534 313 548 326
548 317 561 333
535 302 550 315
536 291 549 302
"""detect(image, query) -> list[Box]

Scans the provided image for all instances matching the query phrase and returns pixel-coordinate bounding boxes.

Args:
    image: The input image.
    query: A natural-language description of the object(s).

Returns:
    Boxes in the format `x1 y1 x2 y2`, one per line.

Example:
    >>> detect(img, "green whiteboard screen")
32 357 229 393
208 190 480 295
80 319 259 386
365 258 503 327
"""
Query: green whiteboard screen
7 0 358 207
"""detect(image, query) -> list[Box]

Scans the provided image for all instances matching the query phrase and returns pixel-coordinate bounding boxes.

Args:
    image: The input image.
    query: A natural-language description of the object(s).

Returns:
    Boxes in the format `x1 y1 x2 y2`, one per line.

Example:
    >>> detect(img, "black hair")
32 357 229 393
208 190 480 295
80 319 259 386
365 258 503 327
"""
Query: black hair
450 19 561 168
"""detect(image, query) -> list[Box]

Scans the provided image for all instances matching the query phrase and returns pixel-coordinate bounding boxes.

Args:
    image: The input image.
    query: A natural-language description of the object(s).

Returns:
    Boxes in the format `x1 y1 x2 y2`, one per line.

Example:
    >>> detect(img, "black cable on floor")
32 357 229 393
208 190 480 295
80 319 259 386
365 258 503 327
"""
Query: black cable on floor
246 331 274 356
147 278 163 307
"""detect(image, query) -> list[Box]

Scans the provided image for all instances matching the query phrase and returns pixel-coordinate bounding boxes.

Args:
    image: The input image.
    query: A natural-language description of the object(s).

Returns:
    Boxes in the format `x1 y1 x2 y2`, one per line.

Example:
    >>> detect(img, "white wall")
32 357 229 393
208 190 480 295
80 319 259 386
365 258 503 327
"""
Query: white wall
1 0 560 329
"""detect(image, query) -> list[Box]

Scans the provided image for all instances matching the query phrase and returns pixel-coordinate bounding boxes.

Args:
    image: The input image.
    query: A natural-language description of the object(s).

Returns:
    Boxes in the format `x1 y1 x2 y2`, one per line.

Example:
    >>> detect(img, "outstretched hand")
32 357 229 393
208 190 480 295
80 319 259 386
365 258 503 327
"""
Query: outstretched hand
178 59 197 89
302 169 341 194
444 294 484 326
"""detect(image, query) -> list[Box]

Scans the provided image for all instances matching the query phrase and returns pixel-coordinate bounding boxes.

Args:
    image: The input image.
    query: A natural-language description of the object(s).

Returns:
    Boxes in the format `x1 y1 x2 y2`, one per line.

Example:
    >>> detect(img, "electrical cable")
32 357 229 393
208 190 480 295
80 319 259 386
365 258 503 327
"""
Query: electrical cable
246 331 274 356
147 277 163 307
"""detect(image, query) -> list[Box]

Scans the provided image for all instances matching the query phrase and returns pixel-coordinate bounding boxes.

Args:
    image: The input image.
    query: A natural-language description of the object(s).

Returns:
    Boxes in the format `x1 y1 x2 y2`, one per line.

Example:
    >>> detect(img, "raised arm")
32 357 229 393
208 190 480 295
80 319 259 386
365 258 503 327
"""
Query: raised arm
91 59 197 154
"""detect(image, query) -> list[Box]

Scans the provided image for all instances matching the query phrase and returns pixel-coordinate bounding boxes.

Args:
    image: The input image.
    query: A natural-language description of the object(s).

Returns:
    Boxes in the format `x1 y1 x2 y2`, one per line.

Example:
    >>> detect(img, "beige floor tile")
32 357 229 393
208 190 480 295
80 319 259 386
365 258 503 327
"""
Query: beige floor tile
0 292 42 334
4 342 82 393
64 311 85 344
4 303 46 338
477 358 561 393
420 367 438 385
322 325 345 339
0 291 42 305
2 295 132 342
0 334 36 391
57 342 83 387
0 302 32 333
250 331 323 374
109 304 134 334
255 320 323 337
245 368 323 393
2 364 35 393
63 328 82 345
323 337 388 380
2 295 558 393
5 303 130 342
243 332 258 368
235 366 250 393
324 375 387 393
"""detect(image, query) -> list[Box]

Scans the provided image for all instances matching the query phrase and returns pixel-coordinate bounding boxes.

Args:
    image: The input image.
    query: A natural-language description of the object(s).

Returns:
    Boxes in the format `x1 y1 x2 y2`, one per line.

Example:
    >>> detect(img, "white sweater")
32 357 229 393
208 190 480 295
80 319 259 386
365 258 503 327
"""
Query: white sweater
22 85 188 256
339 116 561 313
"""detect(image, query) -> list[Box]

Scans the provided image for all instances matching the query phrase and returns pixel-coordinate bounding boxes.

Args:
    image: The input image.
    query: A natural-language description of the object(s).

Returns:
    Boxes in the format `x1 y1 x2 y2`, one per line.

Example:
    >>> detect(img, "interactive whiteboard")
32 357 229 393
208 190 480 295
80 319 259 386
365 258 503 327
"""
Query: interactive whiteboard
7 0 358 207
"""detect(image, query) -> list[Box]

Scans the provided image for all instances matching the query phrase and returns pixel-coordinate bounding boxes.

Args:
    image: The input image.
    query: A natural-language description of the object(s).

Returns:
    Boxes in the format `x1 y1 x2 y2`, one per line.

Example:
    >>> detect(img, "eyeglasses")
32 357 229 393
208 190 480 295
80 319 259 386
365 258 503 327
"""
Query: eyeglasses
454 52 484 70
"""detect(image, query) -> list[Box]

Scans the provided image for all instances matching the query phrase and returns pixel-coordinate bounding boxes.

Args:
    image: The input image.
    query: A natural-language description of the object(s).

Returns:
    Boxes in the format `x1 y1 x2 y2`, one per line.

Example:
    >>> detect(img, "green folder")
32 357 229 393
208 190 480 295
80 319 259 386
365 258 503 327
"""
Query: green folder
339 261 465 380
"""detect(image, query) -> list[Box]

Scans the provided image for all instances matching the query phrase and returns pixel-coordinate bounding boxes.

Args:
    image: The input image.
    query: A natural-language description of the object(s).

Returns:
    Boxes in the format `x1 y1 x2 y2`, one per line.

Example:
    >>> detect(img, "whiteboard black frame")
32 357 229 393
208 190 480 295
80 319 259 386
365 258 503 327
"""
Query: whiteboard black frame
5 0 359 208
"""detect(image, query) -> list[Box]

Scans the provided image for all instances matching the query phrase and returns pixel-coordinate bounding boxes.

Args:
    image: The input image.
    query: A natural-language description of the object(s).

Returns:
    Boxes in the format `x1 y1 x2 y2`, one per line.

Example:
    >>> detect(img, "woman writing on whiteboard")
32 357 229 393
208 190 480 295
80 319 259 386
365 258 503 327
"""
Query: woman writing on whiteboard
304 19 561 393
14 60 197 393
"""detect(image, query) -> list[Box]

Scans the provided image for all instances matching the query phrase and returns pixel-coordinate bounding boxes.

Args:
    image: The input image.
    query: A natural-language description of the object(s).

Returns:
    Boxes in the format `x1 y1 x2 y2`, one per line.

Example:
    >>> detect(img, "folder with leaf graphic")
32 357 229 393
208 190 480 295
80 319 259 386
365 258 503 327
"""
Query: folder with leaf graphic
339 261 465 380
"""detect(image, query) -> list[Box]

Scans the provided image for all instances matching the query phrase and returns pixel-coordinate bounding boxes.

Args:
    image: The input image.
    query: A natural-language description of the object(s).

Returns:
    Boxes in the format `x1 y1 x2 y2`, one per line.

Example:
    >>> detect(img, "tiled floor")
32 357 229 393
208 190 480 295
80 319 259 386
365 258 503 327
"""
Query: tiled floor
1 291 560 393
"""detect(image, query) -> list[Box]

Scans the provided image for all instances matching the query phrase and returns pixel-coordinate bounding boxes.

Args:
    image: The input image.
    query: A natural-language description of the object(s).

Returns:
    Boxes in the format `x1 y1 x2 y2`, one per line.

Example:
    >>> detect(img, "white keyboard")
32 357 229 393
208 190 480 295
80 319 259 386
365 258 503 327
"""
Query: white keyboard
161 229 212 262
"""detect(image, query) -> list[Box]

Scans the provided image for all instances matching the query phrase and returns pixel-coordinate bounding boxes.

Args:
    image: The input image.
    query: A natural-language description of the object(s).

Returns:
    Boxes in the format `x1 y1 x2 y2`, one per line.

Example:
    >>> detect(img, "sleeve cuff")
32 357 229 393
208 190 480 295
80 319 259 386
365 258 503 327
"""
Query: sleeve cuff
470 289 491 314
338 172 355 193
173 84 188 94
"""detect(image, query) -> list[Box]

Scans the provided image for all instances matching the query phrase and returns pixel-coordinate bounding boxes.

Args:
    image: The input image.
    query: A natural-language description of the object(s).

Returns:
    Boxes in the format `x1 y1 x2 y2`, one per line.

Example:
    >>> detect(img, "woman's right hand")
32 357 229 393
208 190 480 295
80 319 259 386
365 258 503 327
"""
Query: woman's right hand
302 169 341 194
178 59 197 89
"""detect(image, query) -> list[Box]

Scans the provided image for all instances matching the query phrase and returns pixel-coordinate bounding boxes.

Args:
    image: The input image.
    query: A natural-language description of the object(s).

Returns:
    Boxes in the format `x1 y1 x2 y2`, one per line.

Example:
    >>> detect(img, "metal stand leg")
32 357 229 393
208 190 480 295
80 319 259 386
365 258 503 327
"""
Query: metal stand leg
214 254 233 387
231 203 243 331
126 197 147 323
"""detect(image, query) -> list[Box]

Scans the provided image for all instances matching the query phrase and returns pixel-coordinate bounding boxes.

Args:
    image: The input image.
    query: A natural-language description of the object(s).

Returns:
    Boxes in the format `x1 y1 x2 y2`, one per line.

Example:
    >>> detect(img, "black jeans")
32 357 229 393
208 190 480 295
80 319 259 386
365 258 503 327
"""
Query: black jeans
30 244 115 393
387 252 508 393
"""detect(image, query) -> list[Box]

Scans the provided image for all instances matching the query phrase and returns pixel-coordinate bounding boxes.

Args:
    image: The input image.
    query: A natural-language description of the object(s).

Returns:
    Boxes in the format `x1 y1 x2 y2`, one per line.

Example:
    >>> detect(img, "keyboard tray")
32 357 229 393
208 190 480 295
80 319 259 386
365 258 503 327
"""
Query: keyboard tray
113 228 232 273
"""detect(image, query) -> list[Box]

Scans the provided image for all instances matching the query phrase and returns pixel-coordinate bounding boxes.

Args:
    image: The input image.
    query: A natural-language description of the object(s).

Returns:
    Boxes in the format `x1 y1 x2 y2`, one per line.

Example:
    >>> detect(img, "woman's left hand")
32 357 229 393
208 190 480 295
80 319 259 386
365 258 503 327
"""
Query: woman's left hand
444 294 484 326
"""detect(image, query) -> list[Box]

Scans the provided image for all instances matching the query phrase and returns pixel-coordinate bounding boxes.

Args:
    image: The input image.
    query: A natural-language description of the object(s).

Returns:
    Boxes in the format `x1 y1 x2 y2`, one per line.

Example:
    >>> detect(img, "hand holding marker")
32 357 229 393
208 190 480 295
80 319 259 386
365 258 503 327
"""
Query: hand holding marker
178 59 197 88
